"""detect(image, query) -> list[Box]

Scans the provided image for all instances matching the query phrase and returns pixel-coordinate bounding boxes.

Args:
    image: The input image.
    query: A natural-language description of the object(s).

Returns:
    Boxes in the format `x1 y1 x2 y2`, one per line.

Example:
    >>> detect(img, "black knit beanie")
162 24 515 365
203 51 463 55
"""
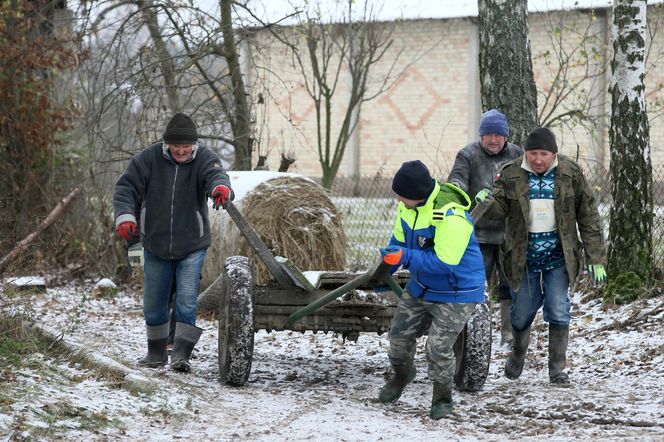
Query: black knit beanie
163 113 198 144
392 160 435 200
524 127 558 153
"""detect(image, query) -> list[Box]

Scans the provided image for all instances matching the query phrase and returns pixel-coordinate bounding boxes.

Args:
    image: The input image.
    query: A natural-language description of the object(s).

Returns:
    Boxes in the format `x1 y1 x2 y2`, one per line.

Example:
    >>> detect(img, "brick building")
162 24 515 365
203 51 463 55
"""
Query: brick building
245 4 664 179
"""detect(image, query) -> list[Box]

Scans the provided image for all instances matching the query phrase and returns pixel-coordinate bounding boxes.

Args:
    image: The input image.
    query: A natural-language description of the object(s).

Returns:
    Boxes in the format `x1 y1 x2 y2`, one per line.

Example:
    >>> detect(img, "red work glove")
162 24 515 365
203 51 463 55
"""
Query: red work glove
116 221 136 241
211 185 231 210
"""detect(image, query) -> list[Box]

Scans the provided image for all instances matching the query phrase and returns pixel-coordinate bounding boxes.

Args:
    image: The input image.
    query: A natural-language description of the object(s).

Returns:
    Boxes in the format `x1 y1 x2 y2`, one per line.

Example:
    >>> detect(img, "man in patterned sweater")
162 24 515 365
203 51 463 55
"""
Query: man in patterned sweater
476 127 606 383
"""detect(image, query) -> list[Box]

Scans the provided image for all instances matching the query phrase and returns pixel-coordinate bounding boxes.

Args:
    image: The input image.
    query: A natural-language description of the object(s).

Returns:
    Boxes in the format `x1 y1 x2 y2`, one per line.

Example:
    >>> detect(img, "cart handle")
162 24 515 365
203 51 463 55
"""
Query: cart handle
284 256 402 327
224 201 297 290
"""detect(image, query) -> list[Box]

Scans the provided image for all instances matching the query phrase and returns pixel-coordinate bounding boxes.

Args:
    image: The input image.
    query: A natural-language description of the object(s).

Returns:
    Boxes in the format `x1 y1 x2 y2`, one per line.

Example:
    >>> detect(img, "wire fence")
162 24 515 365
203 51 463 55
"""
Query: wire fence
328 162 664 271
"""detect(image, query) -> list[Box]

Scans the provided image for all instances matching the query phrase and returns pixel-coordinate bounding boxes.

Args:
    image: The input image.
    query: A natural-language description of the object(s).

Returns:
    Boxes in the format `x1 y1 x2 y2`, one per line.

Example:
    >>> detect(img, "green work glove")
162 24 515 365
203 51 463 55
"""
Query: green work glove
588 264 606 284
475 188 493 205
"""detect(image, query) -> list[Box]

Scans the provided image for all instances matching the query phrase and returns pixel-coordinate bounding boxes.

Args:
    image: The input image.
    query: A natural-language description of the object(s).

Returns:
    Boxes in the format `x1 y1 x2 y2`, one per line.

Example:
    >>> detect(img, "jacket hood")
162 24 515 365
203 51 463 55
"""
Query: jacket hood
437 182 472 210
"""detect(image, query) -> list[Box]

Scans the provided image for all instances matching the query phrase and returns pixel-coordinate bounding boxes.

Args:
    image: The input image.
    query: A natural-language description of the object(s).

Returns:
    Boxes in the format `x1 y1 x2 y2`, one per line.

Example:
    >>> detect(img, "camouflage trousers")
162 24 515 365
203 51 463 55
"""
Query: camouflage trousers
388 291 477 385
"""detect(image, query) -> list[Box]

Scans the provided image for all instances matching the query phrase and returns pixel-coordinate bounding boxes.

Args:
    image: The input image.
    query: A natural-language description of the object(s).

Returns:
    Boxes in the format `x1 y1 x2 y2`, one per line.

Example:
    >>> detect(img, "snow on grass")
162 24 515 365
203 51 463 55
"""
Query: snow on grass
1 279 663 440
224 171 312 202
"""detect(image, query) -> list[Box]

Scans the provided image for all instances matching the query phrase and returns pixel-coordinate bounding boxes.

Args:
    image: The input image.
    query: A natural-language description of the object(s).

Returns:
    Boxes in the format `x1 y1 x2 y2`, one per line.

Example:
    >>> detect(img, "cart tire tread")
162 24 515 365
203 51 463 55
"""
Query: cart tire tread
453 302 491 391
218 256 254 386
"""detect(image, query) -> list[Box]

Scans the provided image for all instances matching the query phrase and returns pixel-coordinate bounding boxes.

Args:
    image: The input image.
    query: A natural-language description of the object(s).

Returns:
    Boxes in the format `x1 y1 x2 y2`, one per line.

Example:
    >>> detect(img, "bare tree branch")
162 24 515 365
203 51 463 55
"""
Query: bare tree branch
0 188 81 275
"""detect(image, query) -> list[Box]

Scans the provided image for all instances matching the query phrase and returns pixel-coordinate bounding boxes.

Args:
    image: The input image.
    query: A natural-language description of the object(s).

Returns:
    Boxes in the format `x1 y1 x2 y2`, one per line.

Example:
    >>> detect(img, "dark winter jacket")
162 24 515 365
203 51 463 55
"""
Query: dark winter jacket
447 141 522 244
113 142 231 260
485 154 605 290
388 182 485 303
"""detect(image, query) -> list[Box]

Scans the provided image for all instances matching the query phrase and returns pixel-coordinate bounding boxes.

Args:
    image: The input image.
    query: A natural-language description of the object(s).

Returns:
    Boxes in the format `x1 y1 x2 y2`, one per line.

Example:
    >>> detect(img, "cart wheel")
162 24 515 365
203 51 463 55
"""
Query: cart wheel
218 255 255 386
453 301 491 391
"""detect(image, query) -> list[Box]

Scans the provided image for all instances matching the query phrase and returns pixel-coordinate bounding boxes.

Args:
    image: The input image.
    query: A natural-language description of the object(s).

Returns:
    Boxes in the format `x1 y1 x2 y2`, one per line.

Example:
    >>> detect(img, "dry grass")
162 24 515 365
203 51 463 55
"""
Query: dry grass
237 176 347 284
203 177 346 286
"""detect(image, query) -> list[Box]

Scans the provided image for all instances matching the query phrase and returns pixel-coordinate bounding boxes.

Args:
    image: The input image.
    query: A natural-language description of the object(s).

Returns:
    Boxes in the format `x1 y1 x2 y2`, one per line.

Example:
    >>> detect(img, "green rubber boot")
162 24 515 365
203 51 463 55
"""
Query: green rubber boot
548 323 570 384
429 382 453 420
378 364 416 403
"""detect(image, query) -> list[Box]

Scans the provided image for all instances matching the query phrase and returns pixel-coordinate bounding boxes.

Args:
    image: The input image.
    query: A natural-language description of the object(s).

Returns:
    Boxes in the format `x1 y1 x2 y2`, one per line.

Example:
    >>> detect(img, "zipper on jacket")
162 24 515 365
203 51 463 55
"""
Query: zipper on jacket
169 165 179 258
409 207 420 282
410 207 420 247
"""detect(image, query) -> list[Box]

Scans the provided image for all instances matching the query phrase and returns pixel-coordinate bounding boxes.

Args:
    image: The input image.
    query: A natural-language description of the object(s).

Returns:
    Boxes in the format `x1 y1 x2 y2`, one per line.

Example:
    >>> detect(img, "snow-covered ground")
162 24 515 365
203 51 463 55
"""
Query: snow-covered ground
1 279 662 441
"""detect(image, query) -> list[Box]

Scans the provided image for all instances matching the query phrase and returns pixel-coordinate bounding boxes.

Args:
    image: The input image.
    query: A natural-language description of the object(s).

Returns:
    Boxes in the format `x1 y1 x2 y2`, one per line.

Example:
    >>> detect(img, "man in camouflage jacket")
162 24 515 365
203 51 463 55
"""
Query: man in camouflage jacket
480 127 606 384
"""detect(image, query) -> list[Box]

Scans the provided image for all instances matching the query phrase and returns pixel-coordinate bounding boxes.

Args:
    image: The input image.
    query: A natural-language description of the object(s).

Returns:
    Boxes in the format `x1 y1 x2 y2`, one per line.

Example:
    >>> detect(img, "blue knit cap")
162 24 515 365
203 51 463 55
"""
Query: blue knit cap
479 109 509 137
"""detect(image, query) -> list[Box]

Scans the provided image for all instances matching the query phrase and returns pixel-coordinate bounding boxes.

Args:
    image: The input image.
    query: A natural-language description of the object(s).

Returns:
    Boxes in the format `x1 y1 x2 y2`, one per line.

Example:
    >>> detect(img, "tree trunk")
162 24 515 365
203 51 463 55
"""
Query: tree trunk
608 0 653 283
140 1 181 113
220 0 252 170
478 0 538 146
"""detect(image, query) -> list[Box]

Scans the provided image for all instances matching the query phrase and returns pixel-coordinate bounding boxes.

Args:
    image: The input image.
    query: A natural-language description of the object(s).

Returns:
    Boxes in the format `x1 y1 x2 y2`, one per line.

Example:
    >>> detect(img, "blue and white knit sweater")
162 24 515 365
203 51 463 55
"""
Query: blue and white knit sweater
522 157 565 272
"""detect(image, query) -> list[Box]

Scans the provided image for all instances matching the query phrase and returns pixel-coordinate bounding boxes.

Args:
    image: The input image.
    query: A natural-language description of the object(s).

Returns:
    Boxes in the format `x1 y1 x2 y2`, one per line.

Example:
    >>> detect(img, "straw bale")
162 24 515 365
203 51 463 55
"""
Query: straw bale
200 175 346 289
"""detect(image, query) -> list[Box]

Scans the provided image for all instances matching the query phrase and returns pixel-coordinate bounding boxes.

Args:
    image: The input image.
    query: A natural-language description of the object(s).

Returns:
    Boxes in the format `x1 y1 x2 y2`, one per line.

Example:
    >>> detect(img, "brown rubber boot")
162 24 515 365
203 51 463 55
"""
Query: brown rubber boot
499 299 514 347
504 327 531 379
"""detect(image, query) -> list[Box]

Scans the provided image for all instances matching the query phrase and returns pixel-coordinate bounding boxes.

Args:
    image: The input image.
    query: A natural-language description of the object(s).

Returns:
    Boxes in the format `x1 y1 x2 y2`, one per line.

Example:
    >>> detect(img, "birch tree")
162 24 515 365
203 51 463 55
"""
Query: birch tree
478 0 538 145
607 0 653 286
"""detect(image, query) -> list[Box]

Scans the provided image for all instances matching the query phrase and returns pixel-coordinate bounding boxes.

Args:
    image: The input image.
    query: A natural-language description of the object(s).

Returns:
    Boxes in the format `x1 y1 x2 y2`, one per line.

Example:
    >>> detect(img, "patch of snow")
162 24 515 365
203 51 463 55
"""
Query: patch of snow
225 171 313 202
1 280 662 440
303 271 324 288
94 278 116 289
4 276 46 286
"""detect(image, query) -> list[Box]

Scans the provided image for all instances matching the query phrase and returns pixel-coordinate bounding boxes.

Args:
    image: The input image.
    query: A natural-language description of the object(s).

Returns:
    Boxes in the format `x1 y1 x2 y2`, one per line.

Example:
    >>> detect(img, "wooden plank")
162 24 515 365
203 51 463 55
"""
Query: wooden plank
275 256 315 291
315 271 410 287
254 304 396 318
224 201 296 290
254 313 393 334
254 270 409 289
254 288 400 307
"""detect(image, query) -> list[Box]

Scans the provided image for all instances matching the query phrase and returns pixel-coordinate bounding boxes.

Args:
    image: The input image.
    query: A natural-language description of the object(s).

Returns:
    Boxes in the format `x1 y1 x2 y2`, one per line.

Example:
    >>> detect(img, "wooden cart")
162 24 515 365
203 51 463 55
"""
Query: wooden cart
216 202 492 391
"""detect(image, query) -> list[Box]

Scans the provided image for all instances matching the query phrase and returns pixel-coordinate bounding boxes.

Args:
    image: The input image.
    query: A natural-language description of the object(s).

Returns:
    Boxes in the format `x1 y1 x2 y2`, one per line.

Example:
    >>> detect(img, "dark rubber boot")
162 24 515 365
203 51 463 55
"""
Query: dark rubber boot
505 327 531 379
499 299 513 347
167 285 176 355
138 322 169 368
167 309 176 355
548 323 570 384
170 322 203 373
378 364 416 403
429 382 453 420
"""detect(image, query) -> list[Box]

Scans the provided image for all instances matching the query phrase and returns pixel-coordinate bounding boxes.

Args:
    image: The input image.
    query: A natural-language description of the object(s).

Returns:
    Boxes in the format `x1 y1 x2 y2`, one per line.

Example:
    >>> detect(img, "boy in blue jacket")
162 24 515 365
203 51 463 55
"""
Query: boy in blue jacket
378 160 485 419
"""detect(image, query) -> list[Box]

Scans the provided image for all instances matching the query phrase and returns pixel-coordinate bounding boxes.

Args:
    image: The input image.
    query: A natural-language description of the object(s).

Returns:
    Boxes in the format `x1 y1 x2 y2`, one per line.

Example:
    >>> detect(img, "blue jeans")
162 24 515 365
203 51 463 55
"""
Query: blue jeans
510 265 570 332
143 248 207 326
